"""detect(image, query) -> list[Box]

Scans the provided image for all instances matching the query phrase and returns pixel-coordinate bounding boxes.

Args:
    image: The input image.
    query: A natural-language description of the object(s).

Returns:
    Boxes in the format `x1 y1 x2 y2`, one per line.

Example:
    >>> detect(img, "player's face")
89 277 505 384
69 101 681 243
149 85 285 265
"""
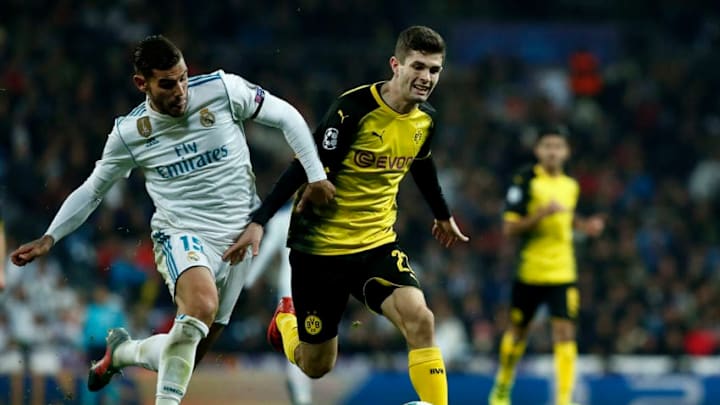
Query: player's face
534 135 569 171
392 50 443 104
134 59 189 117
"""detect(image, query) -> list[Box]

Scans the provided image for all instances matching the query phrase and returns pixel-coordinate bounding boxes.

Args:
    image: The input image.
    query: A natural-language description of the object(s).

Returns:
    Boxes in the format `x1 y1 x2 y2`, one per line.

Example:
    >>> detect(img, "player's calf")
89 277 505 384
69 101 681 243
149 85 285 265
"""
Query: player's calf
297 339 338 379
156 314 209 404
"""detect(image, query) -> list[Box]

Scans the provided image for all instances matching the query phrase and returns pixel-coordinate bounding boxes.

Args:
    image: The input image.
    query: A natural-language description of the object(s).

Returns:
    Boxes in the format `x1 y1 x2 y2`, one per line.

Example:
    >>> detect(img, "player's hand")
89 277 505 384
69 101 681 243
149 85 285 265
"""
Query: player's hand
10 235 54 266
296 179 336 212
582 215 605 237
541 200 566 217
222 223 264 265
432 217 470 248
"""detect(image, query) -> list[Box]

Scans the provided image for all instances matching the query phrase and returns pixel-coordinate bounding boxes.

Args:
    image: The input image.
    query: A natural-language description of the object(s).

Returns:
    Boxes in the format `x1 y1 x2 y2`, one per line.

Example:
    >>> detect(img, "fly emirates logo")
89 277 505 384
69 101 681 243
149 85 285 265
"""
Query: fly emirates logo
156 141 229 179
353 150 414 170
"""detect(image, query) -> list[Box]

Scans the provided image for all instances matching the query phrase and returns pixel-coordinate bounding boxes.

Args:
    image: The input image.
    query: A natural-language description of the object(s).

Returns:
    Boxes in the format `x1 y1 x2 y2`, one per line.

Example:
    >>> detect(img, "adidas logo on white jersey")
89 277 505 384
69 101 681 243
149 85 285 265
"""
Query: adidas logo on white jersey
145 137 159 148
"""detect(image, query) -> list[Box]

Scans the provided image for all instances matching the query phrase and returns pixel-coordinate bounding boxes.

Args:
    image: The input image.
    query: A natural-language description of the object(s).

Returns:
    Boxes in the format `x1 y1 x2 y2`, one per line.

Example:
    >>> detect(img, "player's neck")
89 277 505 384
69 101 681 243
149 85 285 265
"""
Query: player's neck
148 99 163 115
380 81 416 114
540 164 563 176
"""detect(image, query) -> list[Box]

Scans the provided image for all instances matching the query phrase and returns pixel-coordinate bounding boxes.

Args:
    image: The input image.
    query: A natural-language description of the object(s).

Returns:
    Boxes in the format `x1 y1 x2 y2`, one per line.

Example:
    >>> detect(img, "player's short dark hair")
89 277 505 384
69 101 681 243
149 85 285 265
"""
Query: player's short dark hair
536 125 571 143
395 26 446 62
133 35 183 78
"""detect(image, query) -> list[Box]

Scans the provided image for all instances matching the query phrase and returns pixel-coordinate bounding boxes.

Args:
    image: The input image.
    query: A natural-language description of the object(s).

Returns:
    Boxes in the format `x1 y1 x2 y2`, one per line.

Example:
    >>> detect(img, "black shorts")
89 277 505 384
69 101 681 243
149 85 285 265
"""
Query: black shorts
510 280 579 327
289 242 421 344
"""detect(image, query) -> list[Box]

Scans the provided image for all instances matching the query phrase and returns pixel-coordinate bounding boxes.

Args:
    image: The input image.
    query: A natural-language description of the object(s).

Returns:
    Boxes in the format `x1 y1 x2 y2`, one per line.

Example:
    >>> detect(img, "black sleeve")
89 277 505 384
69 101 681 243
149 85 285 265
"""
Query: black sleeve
250 159 305 226
410 156 451 220
504 167 533 217
250 94 361 226
312 96 359 174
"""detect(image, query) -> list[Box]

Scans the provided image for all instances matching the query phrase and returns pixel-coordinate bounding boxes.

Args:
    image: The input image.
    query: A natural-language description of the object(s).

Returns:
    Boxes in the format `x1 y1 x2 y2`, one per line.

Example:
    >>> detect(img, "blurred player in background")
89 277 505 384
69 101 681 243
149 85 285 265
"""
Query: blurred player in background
244 201 312 405
10 35 334 405
225 25 468 405
489 127 605 405
0 191 5 292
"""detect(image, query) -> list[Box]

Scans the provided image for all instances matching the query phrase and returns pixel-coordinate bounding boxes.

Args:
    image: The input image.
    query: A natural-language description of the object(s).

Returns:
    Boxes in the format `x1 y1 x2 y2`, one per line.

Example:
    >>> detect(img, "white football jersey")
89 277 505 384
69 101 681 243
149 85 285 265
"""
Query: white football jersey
98 70 271 248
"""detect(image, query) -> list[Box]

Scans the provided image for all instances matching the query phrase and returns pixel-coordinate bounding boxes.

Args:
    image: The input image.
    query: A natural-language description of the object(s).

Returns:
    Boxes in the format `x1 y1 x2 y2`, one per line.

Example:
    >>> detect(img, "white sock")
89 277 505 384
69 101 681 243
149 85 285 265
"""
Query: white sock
287 362 312 404
155 315 209 404
113 334 168 372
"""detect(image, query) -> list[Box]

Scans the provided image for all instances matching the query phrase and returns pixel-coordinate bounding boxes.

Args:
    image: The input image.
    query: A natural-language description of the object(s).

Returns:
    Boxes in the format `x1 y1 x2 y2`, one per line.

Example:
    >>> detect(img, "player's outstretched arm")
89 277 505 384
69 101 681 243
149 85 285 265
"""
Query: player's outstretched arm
11 130 133 267
252 93 328 184
222 159 334 264
503 201 566 237
574 214 605 237
432 217 469 248
409 156 469 247
223 222 264 265
10 234 54 266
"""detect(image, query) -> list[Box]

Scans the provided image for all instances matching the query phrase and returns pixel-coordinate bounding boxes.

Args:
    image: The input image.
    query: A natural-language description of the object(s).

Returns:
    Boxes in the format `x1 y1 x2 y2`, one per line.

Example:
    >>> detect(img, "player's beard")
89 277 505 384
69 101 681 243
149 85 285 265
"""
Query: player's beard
148 90 187 117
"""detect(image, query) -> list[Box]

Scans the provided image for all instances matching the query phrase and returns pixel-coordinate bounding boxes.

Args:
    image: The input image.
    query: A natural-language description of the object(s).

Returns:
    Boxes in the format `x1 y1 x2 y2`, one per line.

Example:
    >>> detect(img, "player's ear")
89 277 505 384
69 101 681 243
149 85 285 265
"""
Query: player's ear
389 56 400 76
133 74 148 93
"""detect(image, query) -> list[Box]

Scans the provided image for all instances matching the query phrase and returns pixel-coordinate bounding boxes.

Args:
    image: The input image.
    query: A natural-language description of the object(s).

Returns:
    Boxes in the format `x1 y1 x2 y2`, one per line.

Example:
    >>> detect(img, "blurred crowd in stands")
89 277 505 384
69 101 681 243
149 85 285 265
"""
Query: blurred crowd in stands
2 0 720 374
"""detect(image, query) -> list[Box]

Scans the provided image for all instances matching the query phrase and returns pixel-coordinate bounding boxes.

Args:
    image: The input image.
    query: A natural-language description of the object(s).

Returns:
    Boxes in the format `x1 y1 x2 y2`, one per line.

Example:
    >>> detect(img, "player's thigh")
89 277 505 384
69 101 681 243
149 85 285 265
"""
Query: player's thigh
351 243 422 315
153 232 218 317
175 266 218 320
290 249 351 344
547 283 580 323
510 280 546 328
213 253 252 326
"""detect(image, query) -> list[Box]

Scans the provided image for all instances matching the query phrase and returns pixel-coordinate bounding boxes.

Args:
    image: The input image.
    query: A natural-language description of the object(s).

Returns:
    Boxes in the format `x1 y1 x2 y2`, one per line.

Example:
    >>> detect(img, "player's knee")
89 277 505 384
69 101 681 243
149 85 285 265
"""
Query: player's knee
509 324 529 341
304 363 333 379
300 351 335 379
552 320 575 342
184 293 218 326
403 305 435 347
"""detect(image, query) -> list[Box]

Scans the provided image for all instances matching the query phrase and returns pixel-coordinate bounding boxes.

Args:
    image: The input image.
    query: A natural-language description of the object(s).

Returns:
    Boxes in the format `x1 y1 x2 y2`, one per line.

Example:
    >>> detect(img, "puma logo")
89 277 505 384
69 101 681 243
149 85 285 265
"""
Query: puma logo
371 131 384 142
337 109 349 124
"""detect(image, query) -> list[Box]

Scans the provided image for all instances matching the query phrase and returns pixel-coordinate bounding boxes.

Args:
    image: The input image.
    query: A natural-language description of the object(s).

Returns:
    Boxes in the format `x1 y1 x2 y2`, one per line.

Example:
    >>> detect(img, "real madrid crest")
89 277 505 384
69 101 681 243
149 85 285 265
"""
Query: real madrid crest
136 116 152 137
187 251 200 262
200 108 215 128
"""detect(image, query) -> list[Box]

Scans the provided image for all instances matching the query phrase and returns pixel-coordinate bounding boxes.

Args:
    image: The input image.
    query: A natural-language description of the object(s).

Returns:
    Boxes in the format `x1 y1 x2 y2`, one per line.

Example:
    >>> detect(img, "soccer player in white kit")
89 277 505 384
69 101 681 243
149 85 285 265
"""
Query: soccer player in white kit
244 202 312 405
10 35 335 404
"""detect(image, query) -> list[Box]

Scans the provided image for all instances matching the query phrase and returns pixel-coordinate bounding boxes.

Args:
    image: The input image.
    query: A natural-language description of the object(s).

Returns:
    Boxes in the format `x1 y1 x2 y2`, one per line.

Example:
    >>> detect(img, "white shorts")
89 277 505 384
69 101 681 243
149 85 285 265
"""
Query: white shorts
152 230 251 325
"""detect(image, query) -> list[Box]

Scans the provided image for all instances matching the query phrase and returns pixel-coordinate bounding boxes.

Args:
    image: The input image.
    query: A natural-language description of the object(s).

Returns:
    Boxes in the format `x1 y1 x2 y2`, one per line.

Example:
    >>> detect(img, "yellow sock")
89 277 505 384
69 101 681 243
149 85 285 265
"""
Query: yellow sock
554 341 577 405
495 331 527 387
408 347 447 405
276 313 300 365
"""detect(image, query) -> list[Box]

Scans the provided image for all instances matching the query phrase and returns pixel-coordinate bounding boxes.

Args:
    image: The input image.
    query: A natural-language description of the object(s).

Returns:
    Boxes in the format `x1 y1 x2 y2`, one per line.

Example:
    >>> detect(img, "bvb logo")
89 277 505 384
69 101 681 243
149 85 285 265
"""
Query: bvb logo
304 315 322 335
200 108 215 128
413 128 423 144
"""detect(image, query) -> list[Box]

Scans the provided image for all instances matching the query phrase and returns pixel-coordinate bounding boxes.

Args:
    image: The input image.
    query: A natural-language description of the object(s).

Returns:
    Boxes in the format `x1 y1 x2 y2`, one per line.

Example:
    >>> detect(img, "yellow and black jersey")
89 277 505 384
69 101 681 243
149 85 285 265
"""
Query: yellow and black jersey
290 83 441 255
251 82 451 256
504 164 579 284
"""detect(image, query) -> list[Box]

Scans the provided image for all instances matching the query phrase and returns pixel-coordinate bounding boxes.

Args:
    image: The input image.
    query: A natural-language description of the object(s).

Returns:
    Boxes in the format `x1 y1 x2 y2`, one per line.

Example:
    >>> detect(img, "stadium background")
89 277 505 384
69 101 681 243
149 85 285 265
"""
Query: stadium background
2 0 720 403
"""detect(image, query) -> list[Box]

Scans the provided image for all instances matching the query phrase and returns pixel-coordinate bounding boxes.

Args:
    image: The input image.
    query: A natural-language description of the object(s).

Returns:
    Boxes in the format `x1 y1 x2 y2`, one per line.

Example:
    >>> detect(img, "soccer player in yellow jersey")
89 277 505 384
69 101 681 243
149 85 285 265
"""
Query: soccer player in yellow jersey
224 25 469 405
489 127 605 405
